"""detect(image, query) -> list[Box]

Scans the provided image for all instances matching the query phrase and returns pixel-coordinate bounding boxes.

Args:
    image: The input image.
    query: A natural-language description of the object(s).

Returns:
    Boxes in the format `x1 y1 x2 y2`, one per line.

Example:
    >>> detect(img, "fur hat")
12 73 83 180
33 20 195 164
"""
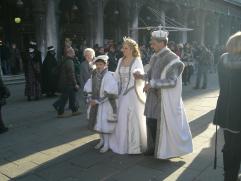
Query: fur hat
94 55 109 64
151 30 169 41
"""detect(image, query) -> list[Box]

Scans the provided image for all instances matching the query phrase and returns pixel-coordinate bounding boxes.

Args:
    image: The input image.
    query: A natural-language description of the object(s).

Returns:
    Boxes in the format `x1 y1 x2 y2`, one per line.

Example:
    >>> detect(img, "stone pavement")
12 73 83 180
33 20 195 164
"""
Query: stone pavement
0 73 239 181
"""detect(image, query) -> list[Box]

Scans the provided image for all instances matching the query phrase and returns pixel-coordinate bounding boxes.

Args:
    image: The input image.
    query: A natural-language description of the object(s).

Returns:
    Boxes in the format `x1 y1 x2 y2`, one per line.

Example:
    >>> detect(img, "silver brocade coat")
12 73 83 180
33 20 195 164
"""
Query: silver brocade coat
144 47 179 119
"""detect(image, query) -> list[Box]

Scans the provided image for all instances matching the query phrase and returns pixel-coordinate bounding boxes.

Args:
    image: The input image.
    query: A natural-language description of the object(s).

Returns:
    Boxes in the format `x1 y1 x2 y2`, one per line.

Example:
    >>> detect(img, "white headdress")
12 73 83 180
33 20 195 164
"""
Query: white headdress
151 30 169 41
94 54 109 64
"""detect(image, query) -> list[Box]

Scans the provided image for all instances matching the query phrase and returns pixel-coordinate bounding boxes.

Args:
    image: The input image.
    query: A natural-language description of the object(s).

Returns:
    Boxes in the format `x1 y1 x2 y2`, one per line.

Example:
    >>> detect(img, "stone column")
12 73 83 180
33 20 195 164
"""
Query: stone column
177 10 189 43
213 14 220 46
130 0 139 42
88 12 95 47
95 0 104 46
32 0 46 61
46 0 60 56
224 16 232 43
196 11 206 45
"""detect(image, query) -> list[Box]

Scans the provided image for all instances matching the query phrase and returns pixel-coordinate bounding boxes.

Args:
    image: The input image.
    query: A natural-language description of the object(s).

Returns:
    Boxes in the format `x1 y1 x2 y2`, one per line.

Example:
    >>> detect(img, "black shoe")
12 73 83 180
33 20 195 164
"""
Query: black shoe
144 149 154 156
27 96 31 101
0 127 9 134
193 86 199 90
201 86 207 89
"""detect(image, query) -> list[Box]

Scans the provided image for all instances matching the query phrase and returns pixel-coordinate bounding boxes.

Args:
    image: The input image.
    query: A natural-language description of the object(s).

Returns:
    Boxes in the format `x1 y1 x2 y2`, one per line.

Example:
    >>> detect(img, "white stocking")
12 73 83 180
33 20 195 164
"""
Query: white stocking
100 134 109 153
94 134 104 149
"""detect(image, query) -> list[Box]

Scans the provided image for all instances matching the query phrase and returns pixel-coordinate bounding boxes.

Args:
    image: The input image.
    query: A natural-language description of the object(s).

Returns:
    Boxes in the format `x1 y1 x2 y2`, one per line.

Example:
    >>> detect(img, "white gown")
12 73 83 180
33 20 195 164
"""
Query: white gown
155 59 193 159
109 58 147 154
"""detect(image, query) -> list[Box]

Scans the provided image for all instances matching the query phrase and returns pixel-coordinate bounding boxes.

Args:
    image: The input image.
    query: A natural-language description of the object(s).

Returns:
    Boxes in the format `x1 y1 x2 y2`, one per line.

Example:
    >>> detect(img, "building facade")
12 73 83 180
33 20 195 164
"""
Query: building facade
0 0 241 58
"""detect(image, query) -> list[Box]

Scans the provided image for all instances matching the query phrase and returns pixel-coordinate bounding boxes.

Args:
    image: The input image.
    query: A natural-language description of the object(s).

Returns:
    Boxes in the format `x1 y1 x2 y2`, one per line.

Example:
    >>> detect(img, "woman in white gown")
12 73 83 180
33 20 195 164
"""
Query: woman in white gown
109 37 147 154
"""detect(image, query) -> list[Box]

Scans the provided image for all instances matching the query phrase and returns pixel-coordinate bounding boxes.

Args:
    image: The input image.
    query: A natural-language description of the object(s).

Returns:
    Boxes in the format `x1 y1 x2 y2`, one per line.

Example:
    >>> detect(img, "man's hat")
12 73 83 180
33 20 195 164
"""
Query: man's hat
47 46 55 52
94 55 109 64
151 30 169 41
29 41 37 46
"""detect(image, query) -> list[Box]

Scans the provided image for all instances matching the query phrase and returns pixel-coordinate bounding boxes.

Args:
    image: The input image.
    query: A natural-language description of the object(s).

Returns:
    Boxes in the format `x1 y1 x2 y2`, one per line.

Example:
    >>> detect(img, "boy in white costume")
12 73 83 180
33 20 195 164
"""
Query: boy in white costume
84 55 118 153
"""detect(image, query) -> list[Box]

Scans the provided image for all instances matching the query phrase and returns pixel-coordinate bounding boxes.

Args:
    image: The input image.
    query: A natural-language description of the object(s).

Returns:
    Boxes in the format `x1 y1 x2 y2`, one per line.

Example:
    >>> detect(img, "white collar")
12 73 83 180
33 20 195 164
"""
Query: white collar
155 47 168 56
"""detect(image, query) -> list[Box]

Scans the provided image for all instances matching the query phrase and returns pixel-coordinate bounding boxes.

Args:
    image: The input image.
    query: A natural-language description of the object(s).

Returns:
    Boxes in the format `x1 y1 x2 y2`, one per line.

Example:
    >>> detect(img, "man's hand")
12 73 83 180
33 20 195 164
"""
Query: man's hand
143 83 151 93
133 71 144 80
90 100 97 107
75 84 79 90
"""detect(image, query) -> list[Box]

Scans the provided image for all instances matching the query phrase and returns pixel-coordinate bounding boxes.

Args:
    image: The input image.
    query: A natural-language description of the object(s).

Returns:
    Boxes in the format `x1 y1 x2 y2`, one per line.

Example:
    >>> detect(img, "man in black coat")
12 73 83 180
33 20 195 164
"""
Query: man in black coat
213 31 241 181
42 46 58 96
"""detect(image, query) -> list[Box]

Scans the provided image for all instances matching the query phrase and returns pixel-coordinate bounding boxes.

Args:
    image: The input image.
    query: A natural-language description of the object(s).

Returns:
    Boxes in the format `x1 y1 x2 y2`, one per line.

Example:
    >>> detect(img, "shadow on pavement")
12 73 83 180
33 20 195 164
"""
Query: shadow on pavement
10 111 219 181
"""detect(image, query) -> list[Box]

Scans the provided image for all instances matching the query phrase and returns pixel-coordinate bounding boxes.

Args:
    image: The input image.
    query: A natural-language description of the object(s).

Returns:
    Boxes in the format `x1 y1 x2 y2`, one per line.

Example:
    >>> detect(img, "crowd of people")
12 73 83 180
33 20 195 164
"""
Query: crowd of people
0 29 240 181
0 41 22 75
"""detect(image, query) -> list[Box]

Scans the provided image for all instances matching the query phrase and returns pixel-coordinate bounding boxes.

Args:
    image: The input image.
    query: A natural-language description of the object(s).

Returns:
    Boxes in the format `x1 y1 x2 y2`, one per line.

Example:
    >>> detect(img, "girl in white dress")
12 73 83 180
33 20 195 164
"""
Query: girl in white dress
109 37 147 154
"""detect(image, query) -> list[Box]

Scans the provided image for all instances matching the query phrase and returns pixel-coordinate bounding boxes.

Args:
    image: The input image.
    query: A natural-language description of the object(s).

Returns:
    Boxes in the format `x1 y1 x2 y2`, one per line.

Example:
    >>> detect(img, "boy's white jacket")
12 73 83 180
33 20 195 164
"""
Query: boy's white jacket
84 71 118 133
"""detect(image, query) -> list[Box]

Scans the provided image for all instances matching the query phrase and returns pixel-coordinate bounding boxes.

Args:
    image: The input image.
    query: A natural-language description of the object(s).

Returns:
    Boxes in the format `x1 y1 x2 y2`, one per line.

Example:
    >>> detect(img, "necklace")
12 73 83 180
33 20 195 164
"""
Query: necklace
124 57 132 63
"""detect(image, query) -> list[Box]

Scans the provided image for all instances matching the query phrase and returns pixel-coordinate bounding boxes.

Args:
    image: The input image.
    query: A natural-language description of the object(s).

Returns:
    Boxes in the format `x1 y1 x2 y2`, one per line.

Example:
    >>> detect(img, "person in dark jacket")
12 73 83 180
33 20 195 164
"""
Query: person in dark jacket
42 46 58 96
107 46 118 72
0 74 10 134
79 48 95 90
213 31 241 181
182 43 194 85
24 47 42 101
194 45 211 89
53 47 80 117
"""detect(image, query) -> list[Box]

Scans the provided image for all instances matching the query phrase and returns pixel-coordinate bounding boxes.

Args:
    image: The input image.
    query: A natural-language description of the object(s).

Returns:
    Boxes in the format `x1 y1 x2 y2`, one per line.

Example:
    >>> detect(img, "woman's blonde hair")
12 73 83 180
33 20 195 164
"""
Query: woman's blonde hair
226 31 241 54
123 37 141 58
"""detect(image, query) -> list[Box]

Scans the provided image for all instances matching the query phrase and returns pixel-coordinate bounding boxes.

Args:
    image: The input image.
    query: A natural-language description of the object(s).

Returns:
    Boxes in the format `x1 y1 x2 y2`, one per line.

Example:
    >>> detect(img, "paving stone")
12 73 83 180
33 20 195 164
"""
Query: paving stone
170 152 212 172
0 172 10 181
157 167 200 181
106 154 144 170
13 174 46 181
195 166 224 181
138 157 186 173
75 163 120 181
0 161 37 179
109 165 163 181
69 149 114 169
58 177 80 181
35 162 84 181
